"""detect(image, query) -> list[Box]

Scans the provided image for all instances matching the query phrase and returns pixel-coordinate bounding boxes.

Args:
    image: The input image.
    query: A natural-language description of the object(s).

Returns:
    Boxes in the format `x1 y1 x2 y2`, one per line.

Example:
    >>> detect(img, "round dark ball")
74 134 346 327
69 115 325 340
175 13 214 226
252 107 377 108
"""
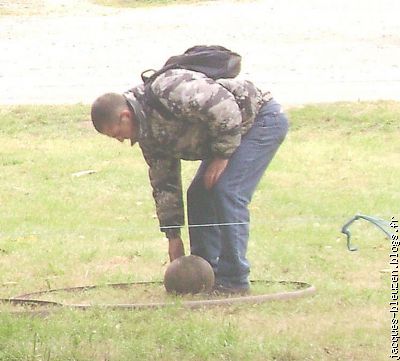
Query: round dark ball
164 255 215 294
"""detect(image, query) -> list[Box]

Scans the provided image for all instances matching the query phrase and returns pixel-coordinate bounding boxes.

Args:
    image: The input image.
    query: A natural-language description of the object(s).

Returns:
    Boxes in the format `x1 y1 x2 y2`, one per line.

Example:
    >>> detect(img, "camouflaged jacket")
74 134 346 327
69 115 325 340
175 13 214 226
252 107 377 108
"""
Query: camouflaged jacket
124 69 270 237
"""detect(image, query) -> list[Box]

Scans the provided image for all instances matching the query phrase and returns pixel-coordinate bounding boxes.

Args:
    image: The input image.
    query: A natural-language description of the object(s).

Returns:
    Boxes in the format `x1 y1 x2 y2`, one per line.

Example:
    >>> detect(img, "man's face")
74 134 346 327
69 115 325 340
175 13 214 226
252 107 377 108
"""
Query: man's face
102 113 134 143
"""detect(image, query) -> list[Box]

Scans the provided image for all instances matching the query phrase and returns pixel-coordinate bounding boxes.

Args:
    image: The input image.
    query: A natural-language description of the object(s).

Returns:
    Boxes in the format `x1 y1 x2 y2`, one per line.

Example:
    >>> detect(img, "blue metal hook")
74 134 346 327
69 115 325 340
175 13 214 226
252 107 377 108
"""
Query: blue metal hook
341 214 394 251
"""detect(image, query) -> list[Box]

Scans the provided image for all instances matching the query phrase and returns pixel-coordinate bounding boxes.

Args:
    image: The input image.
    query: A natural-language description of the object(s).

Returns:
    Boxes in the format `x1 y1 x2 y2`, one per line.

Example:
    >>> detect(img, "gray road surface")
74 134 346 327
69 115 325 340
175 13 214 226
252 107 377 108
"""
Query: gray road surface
1 0 399 106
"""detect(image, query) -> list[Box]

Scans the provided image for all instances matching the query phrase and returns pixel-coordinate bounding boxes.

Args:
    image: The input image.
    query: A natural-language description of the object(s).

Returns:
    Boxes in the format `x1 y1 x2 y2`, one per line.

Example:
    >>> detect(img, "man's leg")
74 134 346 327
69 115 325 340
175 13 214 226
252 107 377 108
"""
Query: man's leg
211 99 289 289
187 161 222 272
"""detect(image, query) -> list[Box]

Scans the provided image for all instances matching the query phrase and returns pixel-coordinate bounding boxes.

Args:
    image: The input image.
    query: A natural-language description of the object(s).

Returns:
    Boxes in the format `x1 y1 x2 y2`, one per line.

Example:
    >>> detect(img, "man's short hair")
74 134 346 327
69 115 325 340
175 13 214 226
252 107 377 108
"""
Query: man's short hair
91 93 128 133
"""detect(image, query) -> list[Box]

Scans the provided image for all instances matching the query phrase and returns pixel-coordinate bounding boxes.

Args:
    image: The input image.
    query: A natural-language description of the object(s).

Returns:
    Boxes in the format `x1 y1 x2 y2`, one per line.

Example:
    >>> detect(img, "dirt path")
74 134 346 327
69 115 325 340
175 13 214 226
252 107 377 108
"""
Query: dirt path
1 0 399 106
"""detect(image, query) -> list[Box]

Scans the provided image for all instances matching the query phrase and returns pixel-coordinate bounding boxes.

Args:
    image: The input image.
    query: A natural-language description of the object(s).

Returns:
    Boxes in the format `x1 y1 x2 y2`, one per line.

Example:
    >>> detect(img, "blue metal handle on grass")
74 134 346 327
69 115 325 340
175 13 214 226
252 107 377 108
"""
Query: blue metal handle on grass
341 214 393 251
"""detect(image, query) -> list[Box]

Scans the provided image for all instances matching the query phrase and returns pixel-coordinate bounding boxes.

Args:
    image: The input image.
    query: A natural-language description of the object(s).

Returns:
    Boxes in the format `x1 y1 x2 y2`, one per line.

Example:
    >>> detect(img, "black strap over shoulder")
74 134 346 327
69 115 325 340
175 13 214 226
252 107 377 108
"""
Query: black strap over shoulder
163 45 241 80
141 45 242 120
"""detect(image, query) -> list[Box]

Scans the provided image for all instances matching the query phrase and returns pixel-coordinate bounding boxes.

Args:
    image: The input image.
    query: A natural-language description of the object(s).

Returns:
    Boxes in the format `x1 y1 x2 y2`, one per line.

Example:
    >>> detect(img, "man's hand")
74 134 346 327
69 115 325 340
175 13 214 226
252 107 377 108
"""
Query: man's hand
168 237 185 262
203 157 229 190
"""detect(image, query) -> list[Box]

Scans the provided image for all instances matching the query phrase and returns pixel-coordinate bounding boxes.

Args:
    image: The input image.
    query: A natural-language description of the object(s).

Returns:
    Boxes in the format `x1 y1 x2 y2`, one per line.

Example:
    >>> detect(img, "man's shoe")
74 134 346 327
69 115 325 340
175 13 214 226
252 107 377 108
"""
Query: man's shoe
211 284 250 296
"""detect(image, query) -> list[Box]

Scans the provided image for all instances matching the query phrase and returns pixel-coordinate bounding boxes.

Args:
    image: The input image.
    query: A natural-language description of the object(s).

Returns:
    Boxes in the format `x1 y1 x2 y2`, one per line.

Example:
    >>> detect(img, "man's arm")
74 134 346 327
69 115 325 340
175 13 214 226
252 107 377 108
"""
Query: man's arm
141 151 185 260
203 157 229 190
168 236 185 262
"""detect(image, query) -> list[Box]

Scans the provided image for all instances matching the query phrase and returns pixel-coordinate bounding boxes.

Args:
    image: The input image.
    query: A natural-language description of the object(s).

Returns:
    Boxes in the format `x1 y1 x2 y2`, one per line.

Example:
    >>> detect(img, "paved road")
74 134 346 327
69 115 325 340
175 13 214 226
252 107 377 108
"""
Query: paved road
1 0 399 106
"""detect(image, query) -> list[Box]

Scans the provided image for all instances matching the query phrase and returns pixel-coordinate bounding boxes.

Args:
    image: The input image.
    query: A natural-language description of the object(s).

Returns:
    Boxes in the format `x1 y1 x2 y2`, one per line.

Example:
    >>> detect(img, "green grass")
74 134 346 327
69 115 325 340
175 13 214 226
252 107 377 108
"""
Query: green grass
0 0 224 16
91 0 211 8
0 0 254 17
0 101 398 360
91 0 256 9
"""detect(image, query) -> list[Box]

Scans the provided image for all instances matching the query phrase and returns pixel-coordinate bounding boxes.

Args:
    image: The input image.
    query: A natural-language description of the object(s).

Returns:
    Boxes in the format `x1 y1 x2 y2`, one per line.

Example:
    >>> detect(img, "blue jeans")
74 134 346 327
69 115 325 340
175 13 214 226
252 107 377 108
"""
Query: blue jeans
187 99 289 288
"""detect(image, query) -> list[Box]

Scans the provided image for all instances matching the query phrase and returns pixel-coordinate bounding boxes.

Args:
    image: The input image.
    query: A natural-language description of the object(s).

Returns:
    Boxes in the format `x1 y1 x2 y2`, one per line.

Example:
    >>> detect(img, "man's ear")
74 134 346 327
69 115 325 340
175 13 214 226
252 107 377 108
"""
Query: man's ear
120 109 134 124
121 109 131 118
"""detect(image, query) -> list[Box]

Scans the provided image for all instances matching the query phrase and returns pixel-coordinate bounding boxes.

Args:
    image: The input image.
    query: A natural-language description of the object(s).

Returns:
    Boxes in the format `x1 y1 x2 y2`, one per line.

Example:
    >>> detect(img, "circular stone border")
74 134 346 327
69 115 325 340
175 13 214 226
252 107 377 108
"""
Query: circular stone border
1 280 316 314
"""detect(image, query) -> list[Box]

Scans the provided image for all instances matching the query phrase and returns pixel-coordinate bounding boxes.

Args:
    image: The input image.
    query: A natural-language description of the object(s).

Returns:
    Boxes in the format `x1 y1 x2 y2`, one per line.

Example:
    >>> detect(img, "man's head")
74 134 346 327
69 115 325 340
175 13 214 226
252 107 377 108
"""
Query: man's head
91 93 136 143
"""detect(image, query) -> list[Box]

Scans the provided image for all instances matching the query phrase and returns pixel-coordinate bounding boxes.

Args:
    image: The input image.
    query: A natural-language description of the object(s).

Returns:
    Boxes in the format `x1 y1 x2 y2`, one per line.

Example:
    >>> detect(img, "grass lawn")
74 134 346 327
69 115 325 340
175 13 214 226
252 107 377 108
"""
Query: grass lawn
90 0 253 9
0 0 226 16
92 0 210 8
0 101 398 360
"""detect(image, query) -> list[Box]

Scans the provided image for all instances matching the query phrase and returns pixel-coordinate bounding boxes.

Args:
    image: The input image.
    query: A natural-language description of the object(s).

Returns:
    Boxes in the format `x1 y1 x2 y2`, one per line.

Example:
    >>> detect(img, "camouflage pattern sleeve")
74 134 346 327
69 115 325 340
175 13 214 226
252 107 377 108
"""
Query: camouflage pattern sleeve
151 69 243 158
140 149 184 236
216 79 265 132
